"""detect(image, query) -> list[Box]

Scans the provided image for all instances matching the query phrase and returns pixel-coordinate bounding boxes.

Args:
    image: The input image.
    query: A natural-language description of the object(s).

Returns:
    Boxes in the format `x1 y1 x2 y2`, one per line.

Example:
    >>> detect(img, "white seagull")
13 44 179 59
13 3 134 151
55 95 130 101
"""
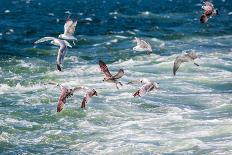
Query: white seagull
48 82 97 112
133 37 152 54
173 51 199 76
127 78 159 97
58 16 78 45
34 37 72 71
99 60 124 89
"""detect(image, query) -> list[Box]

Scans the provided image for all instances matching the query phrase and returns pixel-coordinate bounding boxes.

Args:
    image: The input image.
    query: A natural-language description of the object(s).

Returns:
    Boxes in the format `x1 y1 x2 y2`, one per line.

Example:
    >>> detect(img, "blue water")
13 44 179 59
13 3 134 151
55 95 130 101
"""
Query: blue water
0 0 232 154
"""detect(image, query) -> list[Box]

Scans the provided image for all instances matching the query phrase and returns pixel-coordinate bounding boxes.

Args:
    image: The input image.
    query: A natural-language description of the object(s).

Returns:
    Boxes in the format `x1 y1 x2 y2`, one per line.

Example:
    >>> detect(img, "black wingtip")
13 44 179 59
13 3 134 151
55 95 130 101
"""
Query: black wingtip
133 90 140 97
173 70 176 76
56 64 62 71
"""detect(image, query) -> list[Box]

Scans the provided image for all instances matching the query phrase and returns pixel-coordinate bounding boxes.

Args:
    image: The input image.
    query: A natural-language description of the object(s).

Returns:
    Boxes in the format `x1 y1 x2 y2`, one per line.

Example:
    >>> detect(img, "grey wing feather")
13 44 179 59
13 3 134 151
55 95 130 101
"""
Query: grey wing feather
34 37 55 44
57 46 67 65
173 55 191 76
138 83 153 96
173 56 183 76
113 69 124 79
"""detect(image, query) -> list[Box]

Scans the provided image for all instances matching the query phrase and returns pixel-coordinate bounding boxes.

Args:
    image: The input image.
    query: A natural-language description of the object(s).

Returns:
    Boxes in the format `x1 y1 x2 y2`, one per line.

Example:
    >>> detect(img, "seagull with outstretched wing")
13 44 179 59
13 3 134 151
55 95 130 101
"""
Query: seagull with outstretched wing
48 82 97 112
99 60 124 89
127 78 159 97
59 16 78 45
173 51 199 76
34 37 72 71
133 37 152 54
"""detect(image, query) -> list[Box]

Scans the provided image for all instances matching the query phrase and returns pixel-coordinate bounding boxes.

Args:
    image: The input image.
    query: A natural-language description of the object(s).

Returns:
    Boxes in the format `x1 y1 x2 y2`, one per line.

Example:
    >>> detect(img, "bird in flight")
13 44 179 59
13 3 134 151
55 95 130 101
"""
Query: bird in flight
200 0 218 23
127 78 159 97
132 37 152 54
48 82 97 112
173 51 200 76
99 60 124 89
34 37 72 71
58 15 78 45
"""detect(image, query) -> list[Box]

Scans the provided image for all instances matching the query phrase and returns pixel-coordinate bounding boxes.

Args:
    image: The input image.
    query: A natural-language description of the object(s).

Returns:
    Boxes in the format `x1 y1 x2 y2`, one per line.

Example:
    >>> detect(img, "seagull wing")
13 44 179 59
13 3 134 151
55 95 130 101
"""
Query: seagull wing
99 60 112 78
133 82 154 97
57 85 69 112
113 69 124 79
141 40 152 51
56 45 67 71
64 16 73 36
70 86 95 108
68 18 78 35
173 56 189 76
34 37 55 44
80 89 95 108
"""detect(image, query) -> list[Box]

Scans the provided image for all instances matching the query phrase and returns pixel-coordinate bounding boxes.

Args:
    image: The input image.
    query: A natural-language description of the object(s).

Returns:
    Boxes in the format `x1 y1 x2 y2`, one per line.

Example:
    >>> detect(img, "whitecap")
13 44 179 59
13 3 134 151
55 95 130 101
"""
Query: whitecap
141 11 150 15
65 11 72 14
114 35 128 39
48 13 54 16
109 11 118 15
4 10 10 13
85 18 93 21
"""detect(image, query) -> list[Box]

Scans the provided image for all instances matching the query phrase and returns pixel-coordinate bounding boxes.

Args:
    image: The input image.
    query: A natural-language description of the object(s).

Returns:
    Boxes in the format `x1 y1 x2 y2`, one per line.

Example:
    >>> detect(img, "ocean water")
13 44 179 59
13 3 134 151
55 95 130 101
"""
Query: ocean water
0 0 232 154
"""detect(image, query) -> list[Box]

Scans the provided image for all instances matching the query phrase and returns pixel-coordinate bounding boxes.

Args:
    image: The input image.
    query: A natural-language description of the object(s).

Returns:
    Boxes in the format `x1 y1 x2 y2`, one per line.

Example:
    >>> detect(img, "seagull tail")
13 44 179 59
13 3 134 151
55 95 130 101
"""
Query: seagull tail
56 64 62 71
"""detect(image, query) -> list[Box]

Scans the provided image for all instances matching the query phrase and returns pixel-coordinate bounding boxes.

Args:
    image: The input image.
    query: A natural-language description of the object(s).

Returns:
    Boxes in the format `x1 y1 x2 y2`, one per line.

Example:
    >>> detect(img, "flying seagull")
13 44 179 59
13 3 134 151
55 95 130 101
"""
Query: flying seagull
133 37 152 54
34 37 72 71
58 15 78 45
173 51 199 76
99 60 124 89
48 82 97 112
200 0 218 23
127 78 159 97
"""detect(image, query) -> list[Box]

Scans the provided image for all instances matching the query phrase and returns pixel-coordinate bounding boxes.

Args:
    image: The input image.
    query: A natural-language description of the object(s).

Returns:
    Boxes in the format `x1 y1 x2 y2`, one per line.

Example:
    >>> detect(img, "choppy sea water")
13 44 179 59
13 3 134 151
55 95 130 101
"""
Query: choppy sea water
0 0 232 154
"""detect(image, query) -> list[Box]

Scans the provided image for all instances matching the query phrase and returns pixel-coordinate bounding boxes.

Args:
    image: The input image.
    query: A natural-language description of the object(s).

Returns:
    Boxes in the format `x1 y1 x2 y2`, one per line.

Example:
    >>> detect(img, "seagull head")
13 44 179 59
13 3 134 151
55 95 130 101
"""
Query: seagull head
188 51 198 59
92 89 98 96
133 37 139 43
154 82 159 89
58 34 62 39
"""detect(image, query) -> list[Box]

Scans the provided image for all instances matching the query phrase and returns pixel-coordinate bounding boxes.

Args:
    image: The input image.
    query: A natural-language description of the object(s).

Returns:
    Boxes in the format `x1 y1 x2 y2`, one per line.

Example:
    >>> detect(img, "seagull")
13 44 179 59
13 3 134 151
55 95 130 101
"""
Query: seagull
34 37 72 71
58 16 78 45
173 51 199 76
133 37 152 54
48 82 97 112
200 1 218 23
99 60 124 89
127 78 159 97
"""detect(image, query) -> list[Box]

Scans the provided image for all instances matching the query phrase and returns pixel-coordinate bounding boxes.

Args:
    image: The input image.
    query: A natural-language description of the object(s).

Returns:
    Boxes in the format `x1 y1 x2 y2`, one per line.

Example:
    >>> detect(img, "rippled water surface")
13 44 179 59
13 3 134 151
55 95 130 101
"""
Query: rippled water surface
0 0 232 154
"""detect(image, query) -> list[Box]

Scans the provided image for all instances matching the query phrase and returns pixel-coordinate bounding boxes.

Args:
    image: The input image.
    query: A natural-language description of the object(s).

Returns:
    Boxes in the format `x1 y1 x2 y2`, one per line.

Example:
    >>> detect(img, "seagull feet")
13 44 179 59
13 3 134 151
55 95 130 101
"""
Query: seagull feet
194 62 200 66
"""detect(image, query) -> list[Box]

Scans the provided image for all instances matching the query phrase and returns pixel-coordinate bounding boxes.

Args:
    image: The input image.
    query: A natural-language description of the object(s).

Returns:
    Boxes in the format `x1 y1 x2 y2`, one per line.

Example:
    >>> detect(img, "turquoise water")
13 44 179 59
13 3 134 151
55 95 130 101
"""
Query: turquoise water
0 0 232 154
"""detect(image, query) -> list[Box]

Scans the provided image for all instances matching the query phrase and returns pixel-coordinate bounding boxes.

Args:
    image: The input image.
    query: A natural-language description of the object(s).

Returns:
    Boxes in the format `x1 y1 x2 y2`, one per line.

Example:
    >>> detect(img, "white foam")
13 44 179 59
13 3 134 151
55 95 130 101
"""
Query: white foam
48 13 54 16
65 11 71 14
85 18 93 21
4 10 10 13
